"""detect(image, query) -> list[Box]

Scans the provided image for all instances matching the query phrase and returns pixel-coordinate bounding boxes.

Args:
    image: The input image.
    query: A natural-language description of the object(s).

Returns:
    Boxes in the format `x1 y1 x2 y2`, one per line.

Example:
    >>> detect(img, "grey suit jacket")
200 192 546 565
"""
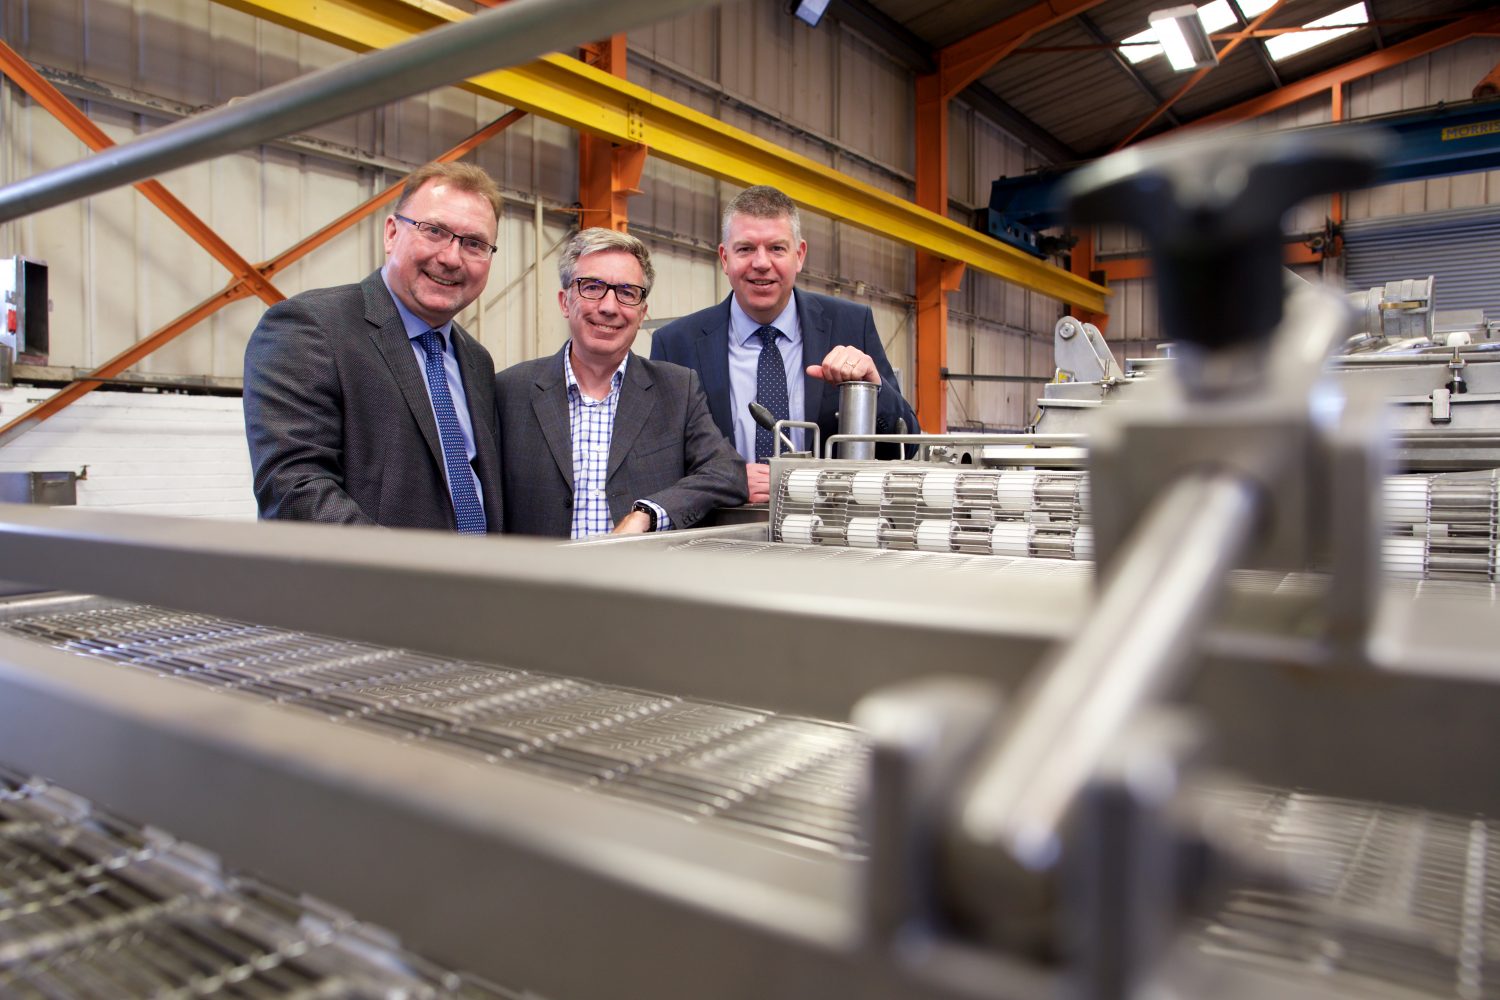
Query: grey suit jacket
495 347 747 538
243 269 504 531
649 289 919 459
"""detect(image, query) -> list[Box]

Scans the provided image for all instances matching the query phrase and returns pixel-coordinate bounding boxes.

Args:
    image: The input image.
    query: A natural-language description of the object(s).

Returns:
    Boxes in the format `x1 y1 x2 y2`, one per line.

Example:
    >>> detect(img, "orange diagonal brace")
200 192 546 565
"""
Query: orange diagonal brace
0 110 526 448
264 108 525 278
0 40 284 307
1184 9 1500 128
938 0 1111 101
1113 0 1288 150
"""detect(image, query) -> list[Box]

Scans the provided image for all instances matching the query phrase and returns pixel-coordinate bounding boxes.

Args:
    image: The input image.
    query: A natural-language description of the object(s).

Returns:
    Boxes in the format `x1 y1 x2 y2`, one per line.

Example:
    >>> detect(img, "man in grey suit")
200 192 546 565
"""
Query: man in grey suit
495 228 746 539
650 185 919 503
243 162 503 532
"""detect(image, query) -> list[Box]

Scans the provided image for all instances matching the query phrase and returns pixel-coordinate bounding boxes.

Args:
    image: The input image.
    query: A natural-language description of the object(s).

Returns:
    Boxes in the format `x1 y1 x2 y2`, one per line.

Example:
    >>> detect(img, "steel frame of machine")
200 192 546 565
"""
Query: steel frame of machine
1 485 1499 999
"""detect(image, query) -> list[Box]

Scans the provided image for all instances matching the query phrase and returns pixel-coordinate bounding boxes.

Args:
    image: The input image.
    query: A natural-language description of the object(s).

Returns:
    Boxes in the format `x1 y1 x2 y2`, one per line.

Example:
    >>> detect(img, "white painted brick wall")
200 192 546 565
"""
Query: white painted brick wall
0 388 256 520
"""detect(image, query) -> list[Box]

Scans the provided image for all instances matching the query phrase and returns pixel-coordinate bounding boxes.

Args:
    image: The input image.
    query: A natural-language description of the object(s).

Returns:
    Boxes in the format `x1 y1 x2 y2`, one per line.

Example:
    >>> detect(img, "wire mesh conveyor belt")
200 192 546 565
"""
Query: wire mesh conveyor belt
0 767 516 1000
774 466 1093 560
771 466 1500 582
0 595 868 859
1197 786 1500 1000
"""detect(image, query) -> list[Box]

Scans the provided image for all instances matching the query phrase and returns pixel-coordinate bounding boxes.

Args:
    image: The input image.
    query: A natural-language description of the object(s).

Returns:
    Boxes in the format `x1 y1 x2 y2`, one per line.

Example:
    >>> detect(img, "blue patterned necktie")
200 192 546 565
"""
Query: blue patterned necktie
415 330 487 534
754 325 789 463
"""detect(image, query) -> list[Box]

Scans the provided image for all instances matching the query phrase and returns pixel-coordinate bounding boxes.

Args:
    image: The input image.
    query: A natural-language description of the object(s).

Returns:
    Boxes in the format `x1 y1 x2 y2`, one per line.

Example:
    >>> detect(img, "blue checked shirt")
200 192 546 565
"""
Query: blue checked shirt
564 348 670 539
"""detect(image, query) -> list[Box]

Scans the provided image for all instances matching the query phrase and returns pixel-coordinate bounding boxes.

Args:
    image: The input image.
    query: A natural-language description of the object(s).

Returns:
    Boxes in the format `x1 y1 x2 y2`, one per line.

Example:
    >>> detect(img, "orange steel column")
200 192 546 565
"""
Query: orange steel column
1068 229 1108 332
914 72 958 433
1329 83 1345 257
577 36 645 232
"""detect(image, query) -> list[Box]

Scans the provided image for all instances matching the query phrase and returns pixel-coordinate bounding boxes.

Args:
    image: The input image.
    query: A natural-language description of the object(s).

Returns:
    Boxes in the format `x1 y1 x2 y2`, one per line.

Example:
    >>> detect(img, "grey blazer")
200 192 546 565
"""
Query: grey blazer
649 289 919 458
495 347 748 538
243 269 504 531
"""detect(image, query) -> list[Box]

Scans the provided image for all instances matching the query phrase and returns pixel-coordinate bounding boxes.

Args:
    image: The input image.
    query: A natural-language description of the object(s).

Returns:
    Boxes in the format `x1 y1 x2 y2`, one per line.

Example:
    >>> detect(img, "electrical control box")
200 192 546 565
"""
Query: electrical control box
0 256 49 361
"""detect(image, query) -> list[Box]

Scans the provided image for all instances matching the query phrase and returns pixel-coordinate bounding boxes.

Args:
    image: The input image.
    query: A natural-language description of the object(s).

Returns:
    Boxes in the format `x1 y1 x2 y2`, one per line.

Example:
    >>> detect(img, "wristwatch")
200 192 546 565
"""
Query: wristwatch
631 500 659 531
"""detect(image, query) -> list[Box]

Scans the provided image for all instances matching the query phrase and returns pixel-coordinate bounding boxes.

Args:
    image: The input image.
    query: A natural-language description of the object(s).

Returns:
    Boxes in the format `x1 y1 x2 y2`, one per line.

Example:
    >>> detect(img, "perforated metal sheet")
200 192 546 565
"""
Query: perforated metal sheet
0 596 867 859
0 768 515 999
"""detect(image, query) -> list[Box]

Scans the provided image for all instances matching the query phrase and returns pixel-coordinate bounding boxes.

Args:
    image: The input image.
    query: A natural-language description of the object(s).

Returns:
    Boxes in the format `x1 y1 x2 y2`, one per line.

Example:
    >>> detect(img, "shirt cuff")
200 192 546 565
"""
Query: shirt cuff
638 499 672 532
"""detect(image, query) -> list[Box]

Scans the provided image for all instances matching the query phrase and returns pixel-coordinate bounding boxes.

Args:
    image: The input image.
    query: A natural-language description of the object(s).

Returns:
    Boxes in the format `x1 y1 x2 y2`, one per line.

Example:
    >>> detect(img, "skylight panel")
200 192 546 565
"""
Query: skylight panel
1266 2 1368 61
1120 26 1163 64
1194 1 1238 33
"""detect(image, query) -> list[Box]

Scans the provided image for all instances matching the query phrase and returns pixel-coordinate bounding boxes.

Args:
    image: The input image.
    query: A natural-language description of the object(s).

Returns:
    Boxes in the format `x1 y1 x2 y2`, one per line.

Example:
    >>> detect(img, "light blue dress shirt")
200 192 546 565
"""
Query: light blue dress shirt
727 292 805 463
381 268 485 516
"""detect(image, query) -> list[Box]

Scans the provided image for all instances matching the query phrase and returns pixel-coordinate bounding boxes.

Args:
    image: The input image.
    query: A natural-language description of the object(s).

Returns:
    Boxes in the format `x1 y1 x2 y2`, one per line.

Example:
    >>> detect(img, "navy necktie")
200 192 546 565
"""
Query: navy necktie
754 325 789 463
415 330 487 534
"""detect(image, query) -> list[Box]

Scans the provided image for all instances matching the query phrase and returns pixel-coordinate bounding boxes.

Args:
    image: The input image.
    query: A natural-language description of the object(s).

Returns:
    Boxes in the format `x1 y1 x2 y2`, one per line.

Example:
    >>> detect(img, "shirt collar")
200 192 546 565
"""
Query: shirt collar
381 265 454 345
729 291 800 348
564 343 629 400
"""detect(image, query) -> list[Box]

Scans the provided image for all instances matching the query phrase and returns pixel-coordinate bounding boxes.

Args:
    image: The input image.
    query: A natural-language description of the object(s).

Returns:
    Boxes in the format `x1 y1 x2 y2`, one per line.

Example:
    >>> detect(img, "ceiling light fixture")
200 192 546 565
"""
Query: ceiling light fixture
1149 6 1219 72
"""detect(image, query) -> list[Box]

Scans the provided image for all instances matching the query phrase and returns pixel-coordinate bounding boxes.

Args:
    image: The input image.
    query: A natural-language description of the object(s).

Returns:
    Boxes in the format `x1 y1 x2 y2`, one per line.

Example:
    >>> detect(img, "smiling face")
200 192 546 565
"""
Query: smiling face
561 249 648 370
382 180 498 328
719 211 806 326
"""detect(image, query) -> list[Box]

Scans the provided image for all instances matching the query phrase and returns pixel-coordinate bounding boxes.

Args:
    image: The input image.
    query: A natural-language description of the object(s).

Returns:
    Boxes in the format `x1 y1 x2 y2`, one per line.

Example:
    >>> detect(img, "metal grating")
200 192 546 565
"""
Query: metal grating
0 767 516 999
1385 471 1500 584
0 597 868 859
1197 787 1500 1000
761 465 1500 583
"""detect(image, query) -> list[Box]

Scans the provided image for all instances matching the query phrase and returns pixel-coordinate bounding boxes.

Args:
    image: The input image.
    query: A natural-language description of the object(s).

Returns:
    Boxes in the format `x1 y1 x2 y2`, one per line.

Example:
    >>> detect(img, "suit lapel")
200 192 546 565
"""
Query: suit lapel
608 356 654 480
695 298 734 440
364 274 443 468
798 290 831 429
531 347 574 489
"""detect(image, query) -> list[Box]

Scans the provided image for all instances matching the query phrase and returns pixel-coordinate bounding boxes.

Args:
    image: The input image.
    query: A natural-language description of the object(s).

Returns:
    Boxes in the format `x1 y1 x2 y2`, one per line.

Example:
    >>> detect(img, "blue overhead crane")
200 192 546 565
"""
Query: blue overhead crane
981 96 1500 257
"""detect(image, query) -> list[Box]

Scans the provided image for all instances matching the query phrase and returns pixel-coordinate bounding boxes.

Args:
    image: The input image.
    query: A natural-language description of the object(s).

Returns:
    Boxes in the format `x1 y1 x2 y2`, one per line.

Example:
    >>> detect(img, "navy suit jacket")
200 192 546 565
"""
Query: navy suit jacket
494 347 747 538
649 290 918 459
243 270 504 531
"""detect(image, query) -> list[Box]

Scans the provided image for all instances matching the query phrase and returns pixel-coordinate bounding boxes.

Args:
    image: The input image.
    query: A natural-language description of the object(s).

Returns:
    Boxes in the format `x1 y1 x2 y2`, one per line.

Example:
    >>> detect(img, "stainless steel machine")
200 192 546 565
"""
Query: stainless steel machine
2 124 1499 1000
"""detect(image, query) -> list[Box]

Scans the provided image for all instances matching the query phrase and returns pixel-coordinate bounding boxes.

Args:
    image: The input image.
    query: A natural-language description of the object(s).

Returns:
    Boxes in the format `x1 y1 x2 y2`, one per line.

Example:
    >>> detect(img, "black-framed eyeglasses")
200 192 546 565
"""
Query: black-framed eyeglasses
394 214 497 260
571 277 648 307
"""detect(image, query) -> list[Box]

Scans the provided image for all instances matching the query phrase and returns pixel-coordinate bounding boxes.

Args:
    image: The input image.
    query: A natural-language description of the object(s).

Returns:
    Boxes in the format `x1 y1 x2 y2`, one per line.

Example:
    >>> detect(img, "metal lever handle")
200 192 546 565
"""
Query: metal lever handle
748 401 798 456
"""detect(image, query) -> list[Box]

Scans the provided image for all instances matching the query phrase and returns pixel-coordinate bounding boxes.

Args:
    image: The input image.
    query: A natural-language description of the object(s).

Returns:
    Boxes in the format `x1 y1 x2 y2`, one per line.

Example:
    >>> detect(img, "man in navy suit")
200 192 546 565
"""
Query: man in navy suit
650 185 918 502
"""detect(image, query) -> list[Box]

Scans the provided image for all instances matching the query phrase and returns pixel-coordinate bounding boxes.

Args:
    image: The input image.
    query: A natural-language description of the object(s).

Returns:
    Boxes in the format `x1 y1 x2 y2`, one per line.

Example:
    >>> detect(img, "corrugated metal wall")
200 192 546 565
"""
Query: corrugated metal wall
1097 36 1500 356
948 103 1061 430
0 0 1071 432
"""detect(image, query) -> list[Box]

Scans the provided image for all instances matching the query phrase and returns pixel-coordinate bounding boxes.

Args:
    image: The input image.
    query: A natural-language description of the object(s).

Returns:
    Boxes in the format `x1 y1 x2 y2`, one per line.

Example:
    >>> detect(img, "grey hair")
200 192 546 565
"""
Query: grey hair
558 228 655 295
721 185 802 246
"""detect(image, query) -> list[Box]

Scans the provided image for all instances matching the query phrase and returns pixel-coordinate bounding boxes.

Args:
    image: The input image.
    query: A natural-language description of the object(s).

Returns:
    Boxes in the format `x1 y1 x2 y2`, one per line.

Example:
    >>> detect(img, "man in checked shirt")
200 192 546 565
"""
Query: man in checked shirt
494 228 747 538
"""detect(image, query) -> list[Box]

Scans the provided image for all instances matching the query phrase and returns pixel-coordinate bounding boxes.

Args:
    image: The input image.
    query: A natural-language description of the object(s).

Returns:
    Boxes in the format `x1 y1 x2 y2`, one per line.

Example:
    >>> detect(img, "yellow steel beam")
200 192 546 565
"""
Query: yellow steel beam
213 0 1108 311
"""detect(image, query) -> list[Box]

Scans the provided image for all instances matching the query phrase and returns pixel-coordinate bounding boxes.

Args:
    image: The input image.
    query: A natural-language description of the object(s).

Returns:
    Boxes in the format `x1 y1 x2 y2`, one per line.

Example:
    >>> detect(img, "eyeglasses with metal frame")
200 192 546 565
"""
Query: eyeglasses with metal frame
393 214 497 260
571 277 648 307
